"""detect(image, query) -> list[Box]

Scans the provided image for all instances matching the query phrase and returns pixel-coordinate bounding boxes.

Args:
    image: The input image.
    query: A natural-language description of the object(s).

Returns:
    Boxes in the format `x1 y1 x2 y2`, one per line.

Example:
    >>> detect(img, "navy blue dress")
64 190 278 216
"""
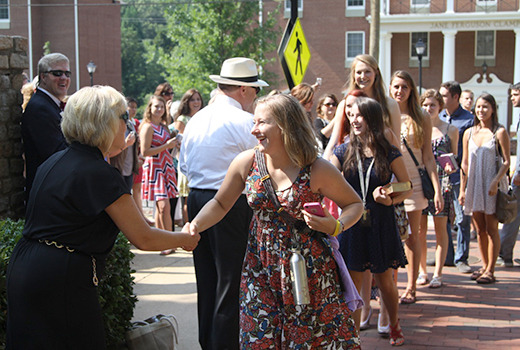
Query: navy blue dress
334 144 407 273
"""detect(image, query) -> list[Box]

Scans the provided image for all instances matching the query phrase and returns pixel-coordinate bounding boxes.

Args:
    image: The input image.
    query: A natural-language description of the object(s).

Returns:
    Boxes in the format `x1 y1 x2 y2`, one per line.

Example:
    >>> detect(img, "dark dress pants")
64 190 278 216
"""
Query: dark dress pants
188 189 252 350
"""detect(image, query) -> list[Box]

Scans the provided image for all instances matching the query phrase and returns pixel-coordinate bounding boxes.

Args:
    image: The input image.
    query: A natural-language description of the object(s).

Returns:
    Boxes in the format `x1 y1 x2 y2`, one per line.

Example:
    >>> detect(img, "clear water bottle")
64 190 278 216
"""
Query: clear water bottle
290 248 310 305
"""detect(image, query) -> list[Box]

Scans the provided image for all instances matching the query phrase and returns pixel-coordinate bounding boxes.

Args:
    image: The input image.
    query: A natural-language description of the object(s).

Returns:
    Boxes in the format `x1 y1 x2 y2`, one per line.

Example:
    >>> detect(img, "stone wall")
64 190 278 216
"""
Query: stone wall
0 35 28 219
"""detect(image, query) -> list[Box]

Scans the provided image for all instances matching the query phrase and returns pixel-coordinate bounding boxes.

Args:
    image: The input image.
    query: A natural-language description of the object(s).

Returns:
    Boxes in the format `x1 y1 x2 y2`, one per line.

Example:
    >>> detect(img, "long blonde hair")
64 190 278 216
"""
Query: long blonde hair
347 54 391 127
257 94 318 168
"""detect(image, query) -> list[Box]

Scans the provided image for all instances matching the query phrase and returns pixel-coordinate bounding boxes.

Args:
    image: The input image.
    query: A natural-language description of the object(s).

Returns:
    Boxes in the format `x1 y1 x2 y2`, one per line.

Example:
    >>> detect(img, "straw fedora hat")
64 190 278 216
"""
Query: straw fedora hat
210 57 269 87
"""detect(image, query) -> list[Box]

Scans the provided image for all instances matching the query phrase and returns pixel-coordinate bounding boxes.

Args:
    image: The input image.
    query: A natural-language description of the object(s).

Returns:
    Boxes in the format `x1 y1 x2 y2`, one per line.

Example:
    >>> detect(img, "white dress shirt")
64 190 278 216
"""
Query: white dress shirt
179 94 257 190
38 87 61 108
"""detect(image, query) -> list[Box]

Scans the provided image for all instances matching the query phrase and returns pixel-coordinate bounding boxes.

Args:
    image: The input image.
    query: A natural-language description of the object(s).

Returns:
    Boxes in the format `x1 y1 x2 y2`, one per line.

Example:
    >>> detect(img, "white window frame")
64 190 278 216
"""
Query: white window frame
410 0 430 13
345 31 365 66
284 0 303 18
0 0 9 29
475 30 495 60
411 0 430 5
345 0 365 17
476 0 497 5
346 0 365 10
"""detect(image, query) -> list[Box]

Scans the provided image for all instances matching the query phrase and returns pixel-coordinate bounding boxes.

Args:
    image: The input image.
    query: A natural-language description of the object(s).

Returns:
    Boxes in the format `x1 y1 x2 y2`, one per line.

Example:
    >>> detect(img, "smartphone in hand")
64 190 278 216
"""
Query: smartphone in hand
303 202 325 217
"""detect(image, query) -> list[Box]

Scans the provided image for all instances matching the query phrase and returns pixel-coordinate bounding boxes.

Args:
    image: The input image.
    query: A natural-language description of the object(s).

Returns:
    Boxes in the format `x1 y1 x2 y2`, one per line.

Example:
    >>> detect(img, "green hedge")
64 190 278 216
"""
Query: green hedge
0 218 137 349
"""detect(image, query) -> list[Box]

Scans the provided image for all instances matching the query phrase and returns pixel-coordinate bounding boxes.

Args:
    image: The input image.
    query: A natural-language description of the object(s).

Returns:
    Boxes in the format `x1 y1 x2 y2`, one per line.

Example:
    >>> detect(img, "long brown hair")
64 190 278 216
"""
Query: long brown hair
338 89 367 145
342 97 393 181
390 70 424 148
142 95 167 124
174 89 204 119
474 93 500 130
257 94 318 168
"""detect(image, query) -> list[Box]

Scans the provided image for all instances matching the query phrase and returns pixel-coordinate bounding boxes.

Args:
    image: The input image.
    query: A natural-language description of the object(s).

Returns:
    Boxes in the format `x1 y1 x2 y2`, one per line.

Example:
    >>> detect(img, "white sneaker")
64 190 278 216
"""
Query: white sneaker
429 276 442 288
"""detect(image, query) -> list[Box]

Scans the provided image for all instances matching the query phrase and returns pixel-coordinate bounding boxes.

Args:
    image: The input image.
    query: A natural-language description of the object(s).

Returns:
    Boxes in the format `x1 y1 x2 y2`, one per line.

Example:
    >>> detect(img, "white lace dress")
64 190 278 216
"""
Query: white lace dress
464 129 507 215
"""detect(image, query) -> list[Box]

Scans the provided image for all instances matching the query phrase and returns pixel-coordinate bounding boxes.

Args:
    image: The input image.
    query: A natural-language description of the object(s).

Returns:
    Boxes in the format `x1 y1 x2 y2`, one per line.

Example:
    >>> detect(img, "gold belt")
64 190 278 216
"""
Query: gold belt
38 239 99 287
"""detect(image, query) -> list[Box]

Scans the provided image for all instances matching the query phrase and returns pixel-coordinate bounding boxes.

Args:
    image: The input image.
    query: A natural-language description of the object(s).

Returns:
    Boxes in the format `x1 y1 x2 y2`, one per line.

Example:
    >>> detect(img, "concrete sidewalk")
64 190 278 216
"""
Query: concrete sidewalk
130 220 520 349
130 248 200 349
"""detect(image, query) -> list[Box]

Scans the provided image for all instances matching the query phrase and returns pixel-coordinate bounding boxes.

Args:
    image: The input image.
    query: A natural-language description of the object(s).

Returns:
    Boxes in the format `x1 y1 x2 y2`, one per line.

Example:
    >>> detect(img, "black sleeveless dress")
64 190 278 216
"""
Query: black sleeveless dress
6 142 129 349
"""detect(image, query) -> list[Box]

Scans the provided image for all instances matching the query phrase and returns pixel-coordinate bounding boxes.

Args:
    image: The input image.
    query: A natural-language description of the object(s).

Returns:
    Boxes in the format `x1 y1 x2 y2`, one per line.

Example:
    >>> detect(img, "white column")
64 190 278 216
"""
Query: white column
442 30 457 83
380 31 393 87
514 30 520 86
513 29 520 128
446 0 454 13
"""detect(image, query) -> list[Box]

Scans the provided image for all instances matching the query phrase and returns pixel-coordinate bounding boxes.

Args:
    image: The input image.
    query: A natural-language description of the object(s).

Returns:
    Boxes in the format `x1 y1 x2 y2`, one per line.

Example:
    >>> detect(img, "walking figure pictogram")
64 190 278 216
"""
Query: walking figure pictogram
293 31 303 76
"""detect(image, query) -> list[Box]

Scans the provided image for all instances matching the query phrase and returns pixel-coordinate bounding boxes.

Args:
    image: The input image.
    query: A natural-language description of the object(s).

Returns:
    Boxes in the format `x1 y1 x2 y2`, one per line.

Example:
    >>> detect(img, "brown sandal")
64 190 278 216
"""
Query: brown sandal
399 289 416 304
470 268 485 280
476 271 496 284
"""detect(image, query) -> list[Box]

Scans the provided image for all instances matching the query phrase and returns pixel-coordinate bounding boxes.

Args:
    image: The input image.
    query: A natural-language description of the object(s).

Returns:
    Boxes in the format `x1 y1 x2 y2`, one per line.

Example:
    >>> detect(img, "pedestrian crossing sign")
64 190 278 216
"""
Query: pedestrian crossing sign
279 18 311 87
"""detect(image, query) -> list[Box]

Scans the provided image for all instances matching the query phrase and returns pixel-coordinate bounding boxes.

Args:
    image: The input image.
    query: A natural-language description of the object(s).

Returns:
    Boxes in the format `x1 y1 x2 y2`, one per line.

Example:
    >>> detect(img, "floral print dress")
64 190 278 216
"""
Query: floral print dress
240 157 360 349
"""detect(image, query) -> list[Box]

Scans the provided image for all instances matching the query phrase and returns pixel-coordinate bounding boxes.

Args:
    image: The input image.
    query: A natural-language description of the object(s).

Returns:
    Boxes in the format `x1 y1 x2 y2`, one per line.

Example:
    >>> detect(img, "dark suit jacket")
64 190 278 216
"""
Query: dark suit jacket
21 89 68 199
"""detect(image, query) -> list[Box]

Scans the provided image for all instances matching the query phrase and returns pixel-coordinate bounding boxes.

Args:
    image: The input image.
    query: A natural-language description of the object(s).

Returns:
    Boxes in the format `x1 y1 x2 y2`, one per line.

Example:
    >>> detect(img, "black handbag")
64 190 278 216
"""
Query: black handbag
402 137 435 200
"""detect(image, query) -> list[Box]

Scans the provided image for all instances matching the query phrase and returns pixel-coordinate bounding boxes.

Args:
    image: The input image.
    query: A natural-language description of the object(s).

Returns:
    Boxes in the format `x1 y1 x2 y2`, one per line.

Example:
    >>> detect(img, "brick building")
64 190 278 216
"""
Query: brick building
266 0 520 128
0 0 122 93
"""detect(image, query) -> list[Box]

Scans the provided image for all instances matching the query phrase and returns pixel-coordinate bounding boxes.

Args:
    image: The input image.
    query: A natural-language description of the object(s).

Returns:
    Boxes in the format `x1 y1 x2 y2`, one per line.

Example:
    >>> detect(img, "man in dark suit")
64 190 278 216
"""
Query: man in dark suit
22 53 71 200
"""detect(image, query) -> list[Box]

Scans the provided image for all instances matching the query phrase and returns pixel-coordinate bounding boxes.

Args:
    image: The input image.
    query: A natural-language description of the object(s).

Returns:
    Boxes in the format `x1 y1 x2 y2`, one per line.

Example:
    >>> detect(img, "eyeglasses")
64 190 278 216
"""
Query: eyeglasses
120 111 129 122
162 91 174 97
324 102 337 107
46 70 72 78
251 86 260 95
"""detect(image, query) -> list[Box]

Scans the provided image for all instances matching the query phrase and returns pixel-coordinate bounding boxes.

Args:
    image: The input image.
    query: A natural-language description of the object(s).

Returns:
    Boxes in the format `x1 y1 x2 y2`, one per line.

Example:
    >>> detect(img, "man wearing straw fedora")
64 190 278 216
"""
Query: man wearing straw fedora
180 57 268 349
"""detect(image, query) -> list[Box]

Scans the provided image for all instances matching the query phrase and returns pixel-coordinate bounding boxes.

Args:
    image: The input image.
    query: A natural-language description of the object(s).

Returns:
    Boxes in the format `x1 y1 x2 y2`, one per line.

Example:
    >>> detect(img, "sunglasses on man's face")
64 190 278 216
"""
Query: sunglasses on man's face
46 70 72 78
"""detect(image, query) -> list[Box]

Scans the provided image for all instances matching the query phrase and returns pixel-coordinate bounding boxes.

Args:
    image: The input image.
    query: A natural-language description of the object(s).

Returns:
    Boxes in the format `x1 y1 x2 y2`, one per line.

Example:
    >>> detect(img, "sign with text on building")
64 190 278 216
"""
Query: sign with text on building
278 18 311 88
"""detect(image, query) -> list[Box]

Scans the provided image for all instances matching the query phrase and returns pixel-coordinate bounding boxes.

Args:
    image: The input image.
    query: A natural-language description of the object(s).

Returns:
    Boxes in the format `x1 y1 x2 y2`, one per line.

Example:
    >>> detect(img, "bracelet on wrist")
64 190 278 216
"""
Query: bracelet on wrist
331 220 343 237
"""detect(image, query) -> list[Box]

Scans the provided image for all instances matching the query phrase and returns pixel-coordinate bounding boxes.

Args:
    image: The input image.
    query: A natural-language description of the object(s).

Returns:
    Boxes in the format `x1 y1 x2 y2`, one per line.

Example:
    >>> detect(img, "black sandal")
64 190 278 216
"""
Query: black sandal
470 268 484 280
476 271 496 284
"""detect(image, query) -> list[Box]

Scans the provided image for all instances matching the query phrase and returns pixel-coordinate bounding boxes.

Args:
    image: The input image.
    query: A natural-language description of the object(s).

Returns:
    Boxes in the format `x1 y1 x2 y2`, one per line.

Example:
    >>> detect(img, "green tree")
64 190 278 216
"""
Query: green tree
121 0 172 110
145 0 281 101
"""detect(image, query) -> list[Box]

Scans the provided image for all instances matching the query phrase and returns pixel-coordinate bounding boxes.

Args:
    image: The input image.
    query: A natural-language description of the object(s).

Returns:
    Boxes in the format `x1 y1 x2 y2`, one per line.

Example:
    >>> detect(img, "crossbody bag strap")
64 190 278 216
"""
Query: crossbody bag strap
402 137 420 167
254 148 300 227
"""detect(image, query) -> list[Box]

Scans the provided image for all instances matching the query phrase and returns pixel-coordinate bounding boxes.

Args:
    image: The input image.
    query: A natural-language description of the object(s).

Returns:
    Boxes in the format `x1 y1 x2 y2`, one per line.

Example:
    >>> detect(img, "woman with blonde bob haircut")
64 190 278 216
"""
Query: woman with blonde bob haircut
6 86 199 349
186 94 364 348
62 85 126 153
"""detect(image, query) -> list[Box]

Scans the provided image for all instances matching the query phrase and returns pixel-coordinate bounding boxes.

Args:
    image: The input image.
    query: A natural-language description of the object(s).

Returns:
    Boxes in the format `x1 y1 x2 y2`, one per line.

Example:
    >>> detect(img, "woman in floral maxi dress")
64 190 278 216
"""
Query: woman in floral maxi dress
188 94 363 348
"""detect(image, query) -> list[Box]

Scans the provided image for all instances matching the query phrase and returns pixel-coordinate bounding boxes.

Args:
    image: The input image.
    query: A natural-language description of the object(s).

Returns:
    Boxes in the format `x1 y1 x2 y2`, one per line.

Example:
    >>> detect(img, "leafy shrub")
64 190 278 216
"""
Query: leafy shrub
0 219 137 349
99 233 138 348
0 219 24 350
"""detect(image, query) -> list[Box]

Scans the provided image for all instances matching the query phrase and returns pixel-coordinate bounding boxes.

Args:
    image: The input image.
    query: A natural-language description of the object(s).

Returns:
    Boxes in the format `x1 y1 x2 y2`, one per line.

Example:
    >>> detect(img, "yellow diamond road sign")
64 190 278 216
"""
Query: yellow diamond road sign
282 19 310 87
